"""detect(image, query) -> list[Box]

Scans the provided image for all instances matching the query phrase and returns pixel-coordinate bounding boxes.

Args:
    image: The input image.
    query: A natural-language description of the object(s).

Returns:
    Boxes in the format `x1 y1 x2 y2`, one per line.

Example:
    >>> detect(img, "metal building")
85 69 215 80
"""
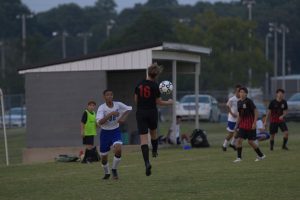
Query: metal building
271 75 300 98
19 42 211 163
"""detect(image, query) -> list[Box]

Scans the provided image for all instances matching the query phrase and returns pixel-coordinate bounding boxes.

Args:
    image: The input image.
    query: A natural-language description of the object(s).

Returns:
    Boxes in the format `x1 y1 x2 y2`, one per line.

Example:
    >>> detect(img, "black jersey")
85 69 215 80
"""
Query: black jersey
135 79 160 110
237 98 256 130
268 99 288 123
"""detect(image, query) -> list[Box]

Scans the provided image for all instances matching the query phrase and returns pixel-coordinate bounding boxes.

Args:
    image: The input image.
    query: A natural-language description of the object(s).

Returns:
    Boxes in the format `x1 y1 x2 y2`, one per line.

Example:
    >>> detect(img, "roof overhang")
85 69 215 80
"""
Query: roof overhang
19 42 212 74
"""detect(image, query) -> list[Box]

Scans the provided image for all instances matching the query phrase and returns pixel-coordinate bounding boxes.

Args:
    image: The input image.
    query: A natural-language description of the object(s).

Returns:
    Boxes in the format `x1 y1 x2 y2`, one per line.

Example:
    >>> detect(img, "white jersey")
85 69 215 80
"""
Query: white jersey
227 95 239 122
256 120 264 135
96 101 132 130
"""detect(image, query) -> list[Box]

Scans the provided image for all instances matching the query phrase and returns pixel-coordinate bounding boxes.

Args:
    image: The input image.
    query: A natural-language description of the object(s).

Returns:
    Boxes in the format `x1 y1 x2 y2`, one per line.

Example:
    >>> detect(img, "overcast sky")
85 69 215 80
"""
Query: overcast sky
22 0 234 13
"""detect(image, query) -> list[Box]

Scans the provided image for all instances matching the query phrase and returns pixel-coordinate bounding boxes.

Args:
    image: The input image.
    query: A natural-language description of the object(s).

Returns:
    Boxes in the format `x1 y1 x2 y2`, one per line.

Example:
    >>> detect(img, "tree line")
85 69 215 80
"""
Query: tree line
0 0 299 93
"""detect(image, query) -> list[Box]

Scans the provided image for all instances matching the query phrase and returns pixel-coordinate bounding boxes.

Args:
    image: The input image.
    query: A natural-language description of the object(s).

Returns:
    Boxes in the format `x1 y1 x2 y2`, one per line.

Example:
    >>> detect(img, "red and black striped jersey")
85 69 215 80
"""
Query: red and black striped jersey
268 99 288 123
238 98 256 130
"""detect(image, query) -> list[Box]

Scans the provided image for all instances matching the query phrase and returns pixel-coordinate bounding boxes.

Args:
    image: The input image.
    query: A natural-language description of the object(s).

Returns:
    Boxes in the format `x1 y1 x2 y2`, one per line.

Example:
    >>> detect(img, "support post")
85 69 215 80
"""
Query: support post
172 60 177 134
195 62 200 129
0 88 9 166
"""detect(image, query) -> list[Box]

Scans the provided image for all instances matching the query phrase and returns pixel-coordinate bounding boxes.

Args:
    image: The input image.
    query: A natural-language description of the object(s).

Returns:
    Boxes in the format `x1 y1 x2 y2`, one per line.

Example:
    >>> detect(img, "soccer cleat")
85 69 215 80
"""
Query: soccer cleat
102 174 110 180
111 169 119 180
152 151 158 158
255 155 266 162
229 144 237 151
233 158 242 163
222 146 227 152
282 146 289 150
145 163 152 176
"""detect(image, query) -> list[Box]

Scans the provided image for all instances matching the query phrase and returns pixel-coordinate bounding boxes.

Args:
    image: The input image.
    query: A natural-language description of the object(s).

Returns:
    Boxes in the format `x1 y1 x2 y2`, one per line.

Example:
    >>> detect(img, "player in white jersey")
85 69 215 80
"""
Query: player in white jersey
96 89 132 180
222 84 241 151
254 114 270 145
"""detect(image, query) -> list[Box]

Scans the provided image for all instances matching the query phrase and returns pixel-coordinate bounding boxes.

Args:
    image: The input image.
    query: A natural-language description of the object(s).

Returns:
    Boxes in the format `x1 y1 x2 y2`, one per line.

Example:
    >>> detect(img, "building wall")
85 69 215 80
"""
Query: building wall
25 71 107 148
107 70 146 137
271 79 300 99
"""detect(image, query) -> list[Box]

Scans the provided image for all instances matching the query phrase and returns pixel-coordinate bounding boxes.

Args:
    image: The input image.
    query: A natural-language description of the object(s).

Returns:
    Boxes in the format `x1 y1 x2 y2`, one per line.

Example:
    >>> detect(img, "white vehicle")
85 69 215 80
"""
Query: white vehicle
0 107 26 127
286 93 300 121
176 94 221 122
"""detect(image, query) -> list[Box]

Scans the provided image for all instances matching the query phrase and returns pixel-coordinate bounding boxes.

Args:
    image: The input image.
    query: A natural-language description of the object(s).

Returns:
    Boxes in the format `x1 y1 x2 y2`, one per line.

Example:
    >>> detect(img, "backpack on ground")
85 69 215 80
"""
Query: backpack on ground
190 129 210 148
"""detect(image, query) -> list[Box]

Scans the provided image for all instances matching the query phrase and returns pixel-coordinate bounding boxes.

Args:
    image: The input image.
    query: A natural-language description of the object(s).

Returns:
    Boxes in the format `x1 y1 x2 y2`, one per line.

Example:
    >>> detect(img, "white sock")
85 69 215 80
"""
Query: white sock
230 138 236 146
112 156 121 170
223 139 228 147
102 163 110 174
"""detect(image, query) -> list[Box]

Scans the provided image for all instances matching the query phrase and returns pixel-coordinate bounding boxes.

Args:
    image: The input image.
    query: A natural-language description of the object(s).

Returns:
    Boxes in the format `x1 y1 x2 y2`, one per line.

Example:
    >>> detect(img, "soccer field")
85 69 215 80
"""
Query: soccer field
0 122 300 200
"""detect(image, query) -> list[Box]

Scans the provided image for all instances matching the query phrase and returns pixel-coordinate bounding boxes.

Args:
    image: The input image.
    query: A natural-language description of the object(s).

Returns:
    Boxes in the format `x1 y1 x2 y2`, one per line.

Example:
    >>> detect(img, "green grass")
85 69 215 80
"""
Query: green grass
0 128 24 165
0 122 300 200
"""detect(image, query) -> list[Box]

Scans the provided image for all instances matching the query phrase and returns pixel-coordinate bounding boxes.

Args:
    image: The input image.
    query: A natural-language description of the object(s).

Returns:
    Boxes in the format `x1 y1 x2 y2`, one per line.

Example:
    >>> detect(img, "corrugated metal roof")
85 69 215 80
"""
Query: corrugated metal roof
19 42 212 74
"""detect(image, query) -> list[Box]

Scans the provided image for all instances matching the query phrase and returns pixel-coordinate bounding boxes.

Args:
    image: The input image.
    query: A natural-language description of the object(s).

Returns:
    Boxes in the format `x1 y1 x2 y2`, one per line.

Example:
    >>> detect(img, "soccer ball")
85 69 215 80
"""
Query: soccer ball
159 80 173 95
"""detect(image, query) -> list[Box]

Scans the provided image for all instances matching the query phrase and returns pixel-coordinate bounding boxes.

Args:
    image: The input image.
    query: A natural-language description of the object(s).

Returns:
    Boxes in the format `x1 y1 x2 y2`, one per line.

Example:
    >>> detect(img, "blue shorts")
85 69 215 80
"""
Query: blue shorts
256 132 270 140
227 121 236 132
100 128 122 155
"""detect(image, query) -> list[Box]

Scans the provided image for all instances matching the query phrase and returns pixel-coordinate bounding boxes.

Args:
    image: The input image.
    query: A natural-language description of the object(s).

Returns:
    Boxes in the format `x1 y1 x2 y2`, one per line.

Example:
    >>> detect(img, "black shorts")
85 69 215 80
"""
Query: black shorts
83 135 95 145
270 122 288 134
237 128 256 140
136 109 158 135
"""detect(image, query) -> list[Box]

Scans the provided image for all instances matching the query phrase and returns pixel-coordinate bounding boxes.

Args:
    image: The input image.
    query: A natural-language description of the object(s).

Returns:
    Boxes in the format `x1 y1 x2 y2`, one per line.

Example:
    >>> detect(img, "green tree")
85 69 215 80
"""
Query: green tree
145 0 179 8
175 11 271 90
101 10 176 50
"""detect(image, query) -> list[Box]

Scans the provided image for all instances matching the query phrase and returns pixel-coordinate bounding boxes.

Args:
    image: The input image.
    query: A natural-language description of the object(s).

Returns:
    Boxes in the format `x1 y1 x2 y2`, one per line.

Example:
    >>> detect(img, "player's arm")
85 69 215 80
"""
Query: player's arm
264 109 270 127
117 102 133 124
96 106 118 125
156 97 173 106
226 99 236 118
80 123 85 138
264 101 272 126
235 114 240 131
98 111 119 125
118 110 130 124
227 105 237 118
252 108 258 130
80 111 87 138
279 101 288 120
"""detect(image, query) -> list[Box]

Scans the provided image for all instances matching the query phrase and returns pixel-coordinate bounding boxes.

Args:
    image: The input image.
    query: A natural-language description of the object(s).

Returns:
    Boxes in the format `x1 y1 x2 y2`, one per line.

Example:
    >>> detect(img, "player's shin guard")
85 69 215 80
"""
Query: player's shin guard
254 148 264 157
141 144 150 165
230 138 236 146
102 160 110 174
237 147 242 159
223 139 228 148
112 155 121 170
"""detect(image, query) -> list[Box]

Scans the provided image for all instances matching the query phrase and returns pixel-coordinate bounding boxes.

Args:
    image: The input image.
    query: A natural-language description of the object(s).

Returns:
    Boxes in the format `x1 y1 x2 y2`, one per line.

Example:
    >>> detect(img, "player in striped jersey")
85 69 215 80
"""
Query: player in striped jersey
264 89 289 150
233 87 266 163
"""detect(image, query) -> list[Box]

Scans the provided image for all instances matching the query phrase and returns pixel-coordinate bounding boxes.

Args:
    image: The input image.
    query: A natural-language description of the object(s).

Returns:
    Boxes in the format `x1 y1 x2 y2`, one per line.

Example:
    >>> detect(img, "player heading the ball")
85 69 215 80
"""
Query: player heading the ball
134 63 173 176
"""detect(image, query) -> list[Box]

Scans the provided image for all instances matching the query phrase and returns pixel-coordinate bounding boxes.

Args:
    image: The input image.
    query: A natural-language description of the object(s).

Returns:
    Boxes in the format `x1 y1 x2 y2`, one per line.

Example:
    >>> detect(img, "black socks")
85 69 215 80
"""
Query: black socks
270 140 274 150
254 148 264 157
283 137 288 147
151 139 158 153
237 147 242 159
141 144 149 165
